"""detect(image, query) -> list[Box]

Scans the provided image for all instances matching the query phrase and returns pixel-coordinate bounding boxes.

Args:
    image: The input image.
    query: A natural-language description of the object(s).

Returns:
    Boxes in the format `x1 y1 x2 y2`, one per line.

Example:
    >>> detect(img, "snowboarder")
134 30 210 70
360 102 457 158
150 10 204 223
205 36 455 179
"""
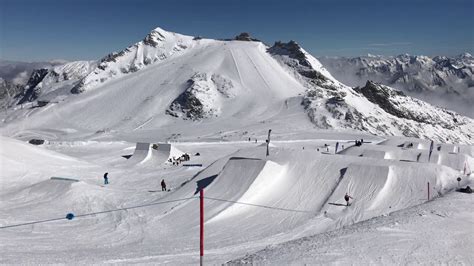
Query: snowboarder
161 179 167 191
103 172 109 185
344 193 353 206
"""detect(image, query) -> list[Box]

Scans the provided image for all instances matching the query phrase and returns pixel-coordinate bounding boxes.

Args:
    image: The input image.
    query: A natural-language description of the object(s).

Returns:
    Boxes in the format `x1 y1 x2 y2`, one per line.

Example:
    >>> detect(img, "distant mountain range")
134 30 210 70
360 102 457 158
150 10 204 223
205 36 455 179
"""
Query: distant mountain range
318 54 473 117
0 59 68 109
0 28 472 143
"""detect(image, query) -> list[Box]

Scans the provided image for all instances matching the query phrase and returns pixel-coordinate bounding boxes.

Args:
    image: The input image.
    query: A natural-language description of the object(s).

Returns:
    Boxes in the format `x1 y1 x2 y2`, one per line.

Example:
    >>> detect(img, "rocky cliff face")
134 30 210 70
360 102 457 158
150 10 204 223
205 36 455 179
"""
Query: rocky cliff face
167 72 236 120
16 68 49 104
269 42 473 142
15 61 95 105
0 78 22 109
354 81 467 129
318 53 474 117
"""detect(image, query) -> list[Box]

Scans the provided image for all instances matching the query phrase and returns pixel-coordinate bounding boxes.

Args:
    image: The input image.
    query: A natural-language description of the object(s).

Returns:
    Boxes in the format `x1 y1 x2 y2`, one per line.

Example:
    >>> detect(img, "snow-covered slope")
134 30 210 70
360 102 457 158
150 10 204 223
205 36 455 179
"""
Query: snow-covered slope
319 54 474 117
1 134 472 264
16 60 96 104
1 27 473 144
229 191 474 265
71 27 195 94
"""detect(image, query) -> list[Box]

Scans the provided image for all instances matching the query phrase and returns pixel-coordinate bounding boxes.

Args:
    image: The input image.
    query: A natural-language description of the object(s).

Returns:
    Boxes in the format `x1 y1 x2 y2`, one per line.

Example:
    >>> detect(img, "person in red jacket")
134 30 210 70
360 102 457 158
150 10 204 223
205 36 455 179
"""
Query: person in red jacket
344 193 353 206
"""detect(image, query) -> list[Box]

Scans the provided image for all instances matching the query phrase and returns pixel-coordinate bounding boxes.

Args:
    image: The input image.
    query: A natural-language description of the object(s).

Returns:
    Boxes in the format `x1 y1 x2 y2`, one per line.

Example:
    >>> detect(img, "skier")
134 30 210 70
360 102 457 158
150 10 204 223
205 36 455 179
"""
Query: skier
344 192 353 206
161 179 167 191
103 172 109 185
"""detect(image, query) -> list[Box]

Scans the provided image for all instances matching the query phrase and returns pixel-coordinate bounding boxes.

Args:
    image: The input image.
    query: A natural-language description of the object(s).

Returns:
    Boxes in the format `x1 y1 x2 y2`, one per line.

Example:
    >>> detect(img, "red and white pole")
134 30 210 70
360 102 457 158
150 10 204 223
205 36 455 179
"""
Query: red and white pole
200 189 204 266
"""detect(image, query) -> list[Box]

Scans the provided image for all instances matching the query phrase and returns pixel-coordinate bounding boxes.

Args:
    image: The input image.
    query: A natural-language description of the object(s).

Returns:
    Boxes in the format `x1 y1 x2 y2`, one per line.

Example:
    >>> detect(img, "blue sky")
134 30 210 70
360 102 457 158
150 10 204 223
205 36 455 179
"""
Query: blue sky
0 0 472 62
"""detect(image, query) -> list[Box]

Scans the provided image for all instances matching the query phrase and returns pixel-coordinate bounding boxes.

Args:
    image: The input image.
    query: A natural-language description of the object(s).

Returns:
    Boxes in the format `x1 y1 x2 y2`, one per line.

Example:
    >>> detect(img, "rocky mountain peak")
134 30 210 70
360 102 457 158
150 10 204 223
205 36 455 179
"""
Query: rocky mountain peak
234 32 260 42
457 52 472 59
268 40 310 67
143 27 178 47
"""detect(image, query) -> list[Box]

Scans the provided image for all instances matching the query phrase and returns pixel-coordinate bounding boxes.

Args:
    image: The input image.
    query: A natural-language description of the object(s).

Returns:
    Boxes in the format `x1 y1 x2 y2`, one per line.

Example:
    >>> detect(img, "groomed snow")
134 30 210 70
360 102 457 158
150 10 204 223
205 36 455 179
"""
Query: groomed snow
1 133 472 264
1 27 473 264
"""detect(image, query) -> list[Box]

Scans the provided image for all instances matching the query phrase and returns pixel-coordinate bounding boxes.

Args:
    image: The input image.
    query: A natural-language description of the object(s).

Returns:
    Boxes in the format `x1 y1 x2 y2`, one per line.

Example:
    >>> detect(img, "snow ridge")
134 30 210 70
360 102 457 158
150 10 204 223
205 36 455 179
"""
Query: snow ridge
318 53 474 117
71 27 195 93
266 41 474 143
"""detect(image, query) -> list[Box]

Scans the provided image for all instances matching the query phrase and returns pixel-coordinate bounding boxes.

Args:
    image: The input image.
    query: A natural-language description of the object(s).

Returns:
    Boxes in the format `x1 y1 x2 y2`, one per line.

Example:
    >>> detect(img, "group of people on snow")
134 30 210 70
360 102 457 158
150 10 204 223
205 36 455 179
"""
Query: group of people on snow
168 153 191 166
354 139 364 146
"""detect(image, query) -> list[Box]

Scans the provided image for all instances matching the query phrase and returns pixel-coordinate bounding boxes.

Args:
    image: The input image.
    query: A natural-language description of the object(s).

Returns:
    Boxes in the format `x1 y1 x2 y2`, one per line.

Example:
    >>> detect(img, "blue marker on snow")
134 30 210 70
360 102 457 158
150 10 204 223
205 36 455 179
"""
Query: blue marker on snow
66 213 75 220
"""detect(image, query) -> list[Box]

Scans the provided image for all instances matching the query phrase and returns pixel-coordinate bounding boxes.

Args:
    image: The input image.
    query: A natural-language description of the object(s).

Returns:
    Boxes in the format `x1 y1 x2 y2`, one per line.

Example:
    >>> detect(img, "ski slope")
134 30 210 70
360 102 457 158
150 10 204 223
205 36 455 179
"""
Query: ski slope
1 27 473 264
1 134 471 264
1 28 473 144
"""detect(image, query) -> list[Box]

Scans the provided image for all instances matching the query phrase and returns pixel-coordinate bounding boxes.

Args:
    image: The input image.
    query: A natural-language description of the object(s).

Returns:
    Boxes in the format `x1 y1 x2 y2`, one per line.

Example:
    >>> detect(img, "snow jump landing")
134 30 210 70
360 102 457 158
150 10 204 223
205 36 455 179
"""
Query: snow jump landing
126 142 172 165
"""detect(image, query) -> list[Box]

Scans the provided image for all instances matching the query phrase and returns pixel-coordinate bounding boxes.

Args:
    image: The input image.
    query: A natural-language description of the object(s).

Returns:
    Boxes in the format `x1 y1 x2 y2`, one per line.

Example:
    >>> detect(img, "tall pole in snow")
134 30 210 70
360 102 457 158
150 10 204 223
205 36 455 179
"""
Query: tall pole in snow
266 129 272 157
200 189 204 266
427 182 430 201
428 140 434 162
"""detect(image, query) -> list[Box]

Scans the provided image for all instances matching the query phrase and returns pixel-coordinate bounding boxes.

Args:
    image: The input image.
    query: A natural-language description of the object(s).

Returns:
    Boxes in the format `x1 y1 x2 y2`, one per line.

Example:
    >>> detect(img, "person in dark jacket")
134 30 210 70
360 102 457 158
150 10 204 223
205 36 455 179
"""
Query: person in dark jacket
344 193 353 206
161 179 167 191
103 172 109 185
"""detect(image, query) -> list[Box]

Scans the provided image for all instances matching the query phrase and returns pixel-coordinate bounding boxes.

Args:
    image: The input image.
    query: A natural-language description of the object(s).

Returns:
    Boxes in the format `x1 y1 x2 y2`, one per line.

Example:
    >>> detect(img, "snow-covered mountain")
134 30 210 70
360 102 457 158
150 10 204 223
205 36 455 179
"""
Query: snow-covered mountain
0 59 67 84
1 27 473 144
1 27 474 265
16 60 96 104
318 54 474 117
0 60 68 109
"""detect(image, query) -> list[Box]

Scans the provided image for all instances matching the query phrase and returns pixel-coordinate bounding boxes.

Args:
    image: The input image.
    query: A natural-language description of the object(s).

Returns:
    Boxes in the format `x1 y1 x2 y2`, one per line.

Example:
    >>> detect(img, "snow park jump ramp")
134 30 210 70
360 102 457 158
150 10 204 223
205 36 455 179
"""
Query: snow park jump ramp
35 145 462 263
126 142 150 164
339 144 474 170
125 142 174 165
2 179 77 209
321 164 390 223
139 149 398 248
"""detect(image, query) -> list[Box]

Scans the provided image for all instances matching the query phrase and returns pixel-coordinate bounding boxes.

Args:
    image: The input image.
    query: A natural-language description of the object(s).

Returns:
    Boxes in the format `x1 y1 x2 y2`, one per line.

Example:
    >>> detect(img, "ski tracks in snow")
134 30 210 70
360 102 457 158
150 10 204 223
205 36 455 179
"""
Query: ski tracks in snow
229 48 245 88
243 49 272 91
133 117 154 131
